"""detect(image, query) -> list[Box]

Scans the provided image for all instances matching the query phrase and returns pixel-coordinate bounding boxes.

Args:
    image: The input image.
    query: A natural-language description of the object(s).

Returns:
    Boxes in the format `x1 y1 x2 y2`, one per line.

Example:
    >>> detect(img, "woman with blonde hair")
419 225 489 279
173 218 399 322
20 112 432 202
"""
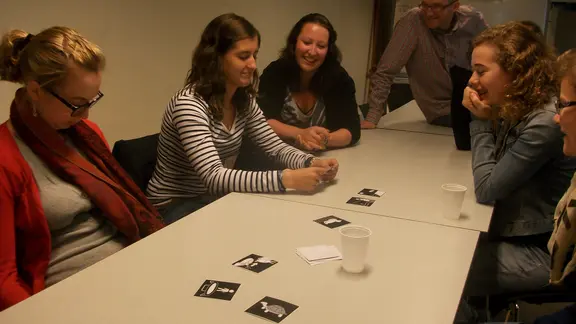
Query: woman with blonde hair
0 27 164 310
455 22 576 322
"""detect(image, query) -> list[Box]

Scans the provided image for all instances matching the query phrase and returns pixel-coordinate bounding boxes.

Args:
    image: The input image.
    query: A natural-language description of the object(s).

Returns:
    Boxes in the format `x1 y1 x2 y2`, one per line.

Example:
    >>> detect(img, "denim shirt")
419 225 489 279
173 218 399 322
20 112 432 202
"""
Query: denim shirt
470 102 576 237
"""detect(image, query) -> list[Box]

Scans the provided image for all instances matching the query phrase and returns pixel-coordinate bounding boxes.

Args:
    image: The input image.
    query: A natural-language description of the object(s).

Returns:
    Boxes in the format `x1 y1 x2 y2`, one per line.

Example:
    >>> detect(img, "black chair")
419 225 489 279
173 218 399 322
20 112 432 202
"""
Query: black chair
112 133 159 192
359 103 370 119
449 65 473 151
499 285 576 322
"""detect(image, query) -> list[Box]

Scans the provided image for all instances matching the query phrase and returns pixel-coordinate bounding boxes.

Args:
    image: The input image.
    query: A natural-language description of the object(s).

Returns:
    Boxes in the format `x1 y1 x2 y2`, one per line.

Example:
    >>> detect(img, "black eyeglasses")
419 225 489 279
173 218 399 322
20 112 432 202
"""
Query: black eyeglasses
419 0 458 12
46 88 104 117
556 99 576 114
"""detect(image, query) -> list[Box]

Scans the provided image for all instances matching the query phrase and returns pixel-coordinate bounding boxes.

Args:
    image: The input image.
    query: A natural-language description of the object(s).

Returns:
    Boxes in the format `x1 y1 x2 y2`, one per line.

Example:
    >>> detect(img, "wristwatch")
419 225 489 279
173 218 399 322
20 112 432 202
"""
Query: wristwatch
304 156 317 168
278 170 286 192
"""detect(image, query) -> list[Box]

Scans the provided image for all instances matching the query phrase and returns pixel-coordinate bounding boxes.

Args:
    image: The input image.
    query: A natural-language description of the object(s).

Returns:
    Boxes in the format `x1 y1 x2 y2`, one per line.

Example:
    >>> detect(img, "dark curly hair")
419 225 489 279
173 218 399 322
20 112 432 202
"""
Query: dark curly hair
185 13 260 119
473 21 557 121
557 49 576 88
278 13 342 94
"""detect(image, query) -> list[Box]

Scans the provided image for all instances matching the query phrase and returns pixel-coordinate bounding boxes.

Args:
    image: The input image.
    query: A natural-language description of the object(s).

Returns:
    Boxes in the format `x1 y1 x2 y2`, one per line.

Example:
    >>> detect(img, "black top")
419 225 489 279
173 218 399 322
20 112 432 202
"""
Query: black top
257 58 361 145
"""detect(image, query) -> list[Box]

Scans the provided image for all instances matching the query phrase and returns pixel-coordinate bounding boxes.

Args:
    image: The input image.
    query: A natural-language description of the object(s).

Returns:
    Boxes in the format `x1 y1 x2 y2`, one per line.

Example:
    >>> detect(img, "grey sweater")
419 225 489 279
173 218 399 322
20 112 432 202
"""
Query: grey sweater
13 134 127 286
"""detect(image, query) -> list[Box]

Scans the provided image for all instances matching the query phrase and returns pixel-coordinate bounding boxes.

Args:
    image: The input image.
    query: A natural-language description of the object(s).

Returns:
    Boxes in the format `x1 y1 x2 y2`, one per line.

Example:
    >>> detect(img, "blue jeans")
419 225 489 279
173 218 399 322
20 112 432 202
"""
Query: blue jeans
464 233 550 297
156 196 218 225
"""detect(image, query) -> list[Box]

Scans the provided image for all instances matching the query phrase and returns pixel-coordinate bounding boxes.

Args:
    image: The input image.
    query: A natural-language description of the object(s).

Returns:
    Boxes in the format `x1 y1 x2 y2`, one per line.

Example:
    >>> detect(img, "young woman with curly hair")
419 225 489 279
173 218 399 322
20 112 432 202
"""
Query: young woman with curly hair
145 14 339 224
454 22 576 322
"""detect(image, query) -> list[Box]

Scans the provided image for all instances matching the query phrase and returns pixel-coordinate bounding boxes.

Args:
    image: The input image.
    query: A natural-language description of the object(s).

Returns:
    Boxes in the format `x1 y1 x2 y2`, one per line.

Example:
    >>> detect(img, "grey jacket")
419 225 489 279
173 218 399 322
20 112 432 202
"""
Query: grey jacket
471 103 576 237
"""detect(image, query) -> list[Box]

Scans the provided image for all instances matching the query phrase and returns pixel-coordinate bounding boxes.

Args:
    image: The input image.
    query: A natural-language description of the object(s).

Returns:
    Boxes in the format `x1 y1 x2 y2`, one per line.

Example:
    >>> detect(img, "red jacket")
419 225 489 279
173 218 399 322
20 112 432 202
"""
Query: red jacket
0 120 110 311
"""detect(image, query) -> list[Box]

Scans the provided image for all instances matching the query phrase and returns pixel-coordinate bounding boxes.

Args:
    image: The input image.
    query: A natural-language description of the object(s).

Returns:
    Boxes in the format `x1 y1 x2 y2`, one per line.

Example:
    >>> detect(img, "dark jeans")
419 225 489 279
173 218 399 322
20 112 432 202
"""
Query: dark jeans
155 196 218 225
454 233 551 323
450 66 473 151
535 304 576 324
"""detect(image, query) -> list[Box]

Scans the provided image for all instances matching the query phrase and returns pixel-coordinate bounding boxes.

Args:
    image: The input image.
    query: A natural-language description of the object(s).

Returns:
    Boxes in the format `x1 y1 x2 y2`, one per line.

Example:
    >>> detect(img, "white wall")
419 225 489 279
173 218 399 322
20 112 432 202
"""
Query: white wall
548 2 576 53
0 0 372 144
466 0 549 29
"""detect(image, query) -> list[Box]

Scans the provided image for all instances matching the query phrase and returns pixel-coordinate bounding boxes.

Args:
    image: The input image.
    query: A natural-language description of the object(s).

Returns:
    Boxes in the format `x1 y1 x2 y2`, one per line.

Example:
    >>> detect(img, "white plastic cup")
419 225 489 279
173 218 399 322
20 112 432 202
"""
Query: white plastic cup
340 225 372 273
441 184 467 220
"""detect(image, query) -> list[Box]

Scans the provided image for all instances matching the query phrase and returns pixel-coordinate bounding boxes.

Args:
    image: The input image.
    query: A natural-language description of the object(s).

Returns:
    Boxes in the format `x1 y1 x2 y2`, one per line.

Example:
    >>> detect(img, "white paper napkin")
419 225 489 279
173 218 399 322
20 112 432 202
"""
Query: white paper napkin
296 245 342 265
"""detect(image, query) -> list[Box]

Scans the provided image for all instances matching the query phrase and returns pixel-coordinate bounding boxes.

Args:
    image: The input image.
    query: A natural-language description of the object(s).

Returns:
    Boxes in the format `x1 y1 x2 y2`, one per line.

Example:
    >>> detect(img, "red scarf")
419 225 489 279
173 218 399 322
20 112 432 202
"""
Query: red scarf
10 88 164 242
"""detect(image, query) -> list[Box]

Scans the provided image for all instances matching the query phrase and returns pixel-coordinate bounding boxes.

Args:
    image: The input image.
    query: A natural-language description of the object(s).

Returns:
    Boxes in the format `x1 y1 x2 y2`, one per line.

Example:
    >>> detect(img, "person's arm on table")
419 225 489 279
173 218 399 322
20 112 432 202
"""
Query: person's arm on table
363 14 418 129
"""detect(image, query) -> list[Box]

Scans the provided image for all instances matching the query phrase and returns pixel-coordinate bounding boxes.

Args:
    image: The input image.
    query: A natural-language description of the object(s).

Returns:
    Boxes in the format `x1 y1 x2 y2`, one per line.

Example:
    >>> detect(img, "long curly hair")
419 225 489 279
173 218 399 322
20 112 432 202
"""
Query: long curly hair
473 21 557 121
185 13 260 120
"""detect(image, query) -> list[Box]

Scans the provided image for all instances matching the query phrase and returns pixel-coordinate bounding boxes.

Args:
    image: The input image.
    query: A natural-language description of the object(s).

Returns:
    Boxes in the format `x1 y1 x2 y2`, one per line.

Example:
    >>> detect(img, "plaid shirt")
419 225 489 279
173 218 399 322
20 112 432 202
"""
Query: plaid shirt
367 6 488 124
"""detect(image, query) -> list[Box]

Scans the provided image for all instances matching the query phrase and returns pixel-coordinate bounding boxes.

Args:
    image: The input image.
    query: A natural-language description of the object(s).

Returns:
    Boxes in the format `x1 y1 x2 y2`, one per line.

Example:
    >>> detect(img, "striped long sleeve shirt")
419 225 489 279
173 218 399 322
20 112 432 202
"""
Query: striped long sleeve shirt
146 87 312 202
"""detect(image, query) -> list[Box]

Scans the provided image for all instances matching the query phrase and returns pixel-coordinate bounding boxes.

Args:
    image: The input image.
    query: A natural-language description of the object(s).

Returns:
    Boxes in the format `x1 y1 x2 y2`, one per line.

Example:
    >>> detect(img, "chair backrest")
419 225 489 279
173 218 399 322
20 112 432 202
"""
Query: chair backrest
112 133 160 192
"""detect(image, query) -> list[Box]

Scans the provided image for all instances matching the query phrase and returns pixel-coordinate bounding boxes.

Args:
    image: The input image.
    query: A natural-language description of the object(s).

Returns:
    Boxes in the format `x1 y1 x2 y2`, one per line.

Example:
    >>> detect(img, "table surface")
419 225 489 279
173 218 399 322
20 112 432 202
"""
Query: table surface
0 193 479 324
257 129 494 232
377 100 453 136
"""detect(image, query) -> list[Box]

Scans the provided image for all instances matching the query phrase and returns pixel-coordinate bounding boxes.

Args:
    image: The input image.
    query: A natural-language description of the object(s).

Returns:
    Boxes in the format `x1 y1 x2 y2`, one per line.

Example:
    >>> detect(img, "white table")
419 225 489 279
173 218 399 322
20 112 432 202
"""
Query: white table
377 100 453 136
258 130 494 232
0 193 479 324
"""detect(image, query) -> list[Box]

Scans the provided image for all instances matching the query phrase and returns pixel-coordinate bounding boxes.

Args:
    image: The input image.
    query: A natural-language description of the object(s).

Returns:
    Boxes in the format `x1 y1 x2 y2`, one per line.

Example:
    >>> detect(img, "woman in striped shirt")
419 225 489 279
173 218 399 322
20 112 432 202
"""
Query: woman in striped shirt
146 13 338 224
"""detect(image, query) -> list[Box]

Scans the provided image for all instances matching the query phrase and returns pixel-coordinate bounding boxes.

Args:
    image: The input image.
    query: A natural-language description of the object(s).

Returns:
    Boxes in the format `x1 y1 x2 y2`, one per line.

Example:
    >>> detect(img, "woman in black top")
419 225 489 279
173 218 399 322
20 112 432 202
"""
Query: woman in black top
259 13 360 150
236 13 360 170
